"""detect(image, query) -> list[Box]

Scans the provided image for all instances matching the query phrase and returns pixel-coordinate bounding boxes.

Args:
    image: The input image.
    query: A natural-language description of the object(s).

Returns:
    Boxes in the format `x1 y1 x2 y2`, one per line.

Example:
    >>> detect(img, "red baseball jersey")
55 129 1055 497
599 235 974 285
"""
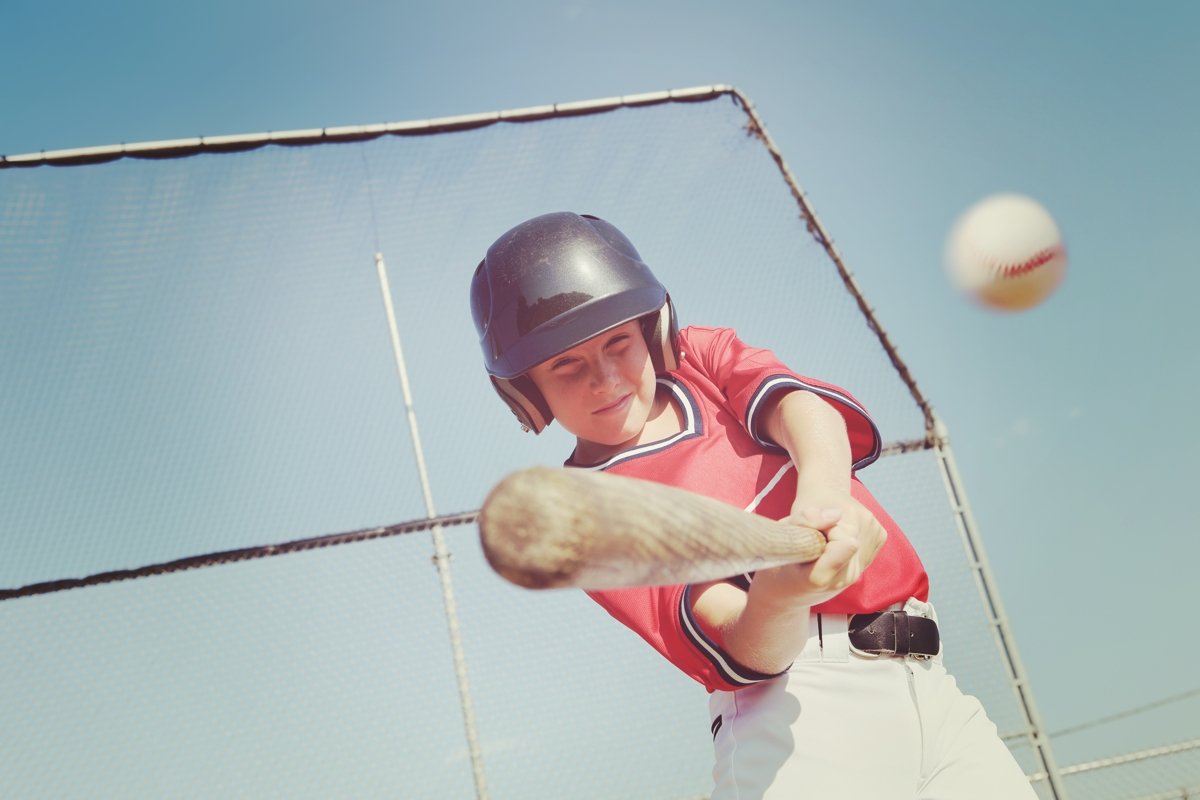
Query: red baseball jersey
574 326 929 693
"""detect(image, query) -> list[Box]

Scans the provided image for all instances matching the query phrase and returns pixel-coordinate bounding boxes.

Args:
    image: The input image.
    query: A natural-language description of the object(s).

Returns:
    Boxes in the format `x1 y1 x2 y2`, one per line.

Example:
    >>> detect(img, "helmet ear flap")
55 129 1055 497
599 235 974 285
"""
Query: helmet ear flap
642 295 680 373
491 375 553 434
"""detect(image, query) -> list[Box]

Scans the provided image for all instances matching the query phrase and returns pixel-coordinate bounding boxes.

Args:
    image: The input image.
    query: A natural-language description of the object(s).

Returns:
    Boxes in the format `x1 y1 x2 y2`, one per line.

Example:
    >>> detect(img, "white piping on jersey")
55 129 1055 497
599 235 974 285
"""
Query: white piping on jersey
736 461 795 588
571 378 698 471
744 460 794 514
680 585 780 686
675 462 797 688
745 375 882 471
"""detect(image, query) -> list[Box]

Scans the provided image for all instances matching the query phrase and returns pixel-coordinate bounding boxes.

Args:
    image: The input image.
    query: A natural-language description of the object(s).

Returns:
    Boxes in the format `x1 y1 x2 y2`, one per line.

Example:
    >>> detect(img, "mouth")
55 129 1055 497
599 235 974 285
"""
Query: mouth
593 393 632 415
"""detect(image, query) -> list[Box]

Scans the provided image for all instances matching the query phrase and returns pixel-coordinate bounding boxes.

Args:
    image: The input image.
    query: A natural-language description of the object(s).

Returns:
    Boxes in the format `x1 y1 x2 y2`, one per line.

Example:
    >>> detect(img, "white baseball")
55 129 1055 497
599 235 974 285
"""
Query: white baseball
945 193 1067 311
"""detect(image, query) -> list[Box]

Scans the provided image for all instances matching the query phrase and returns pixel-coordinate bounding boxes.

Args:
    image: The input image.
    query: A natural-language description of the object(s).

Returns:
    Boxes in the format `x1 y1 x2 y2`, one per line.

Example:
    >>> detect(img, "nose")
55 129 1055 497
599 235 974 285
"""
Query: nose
590 355 619 393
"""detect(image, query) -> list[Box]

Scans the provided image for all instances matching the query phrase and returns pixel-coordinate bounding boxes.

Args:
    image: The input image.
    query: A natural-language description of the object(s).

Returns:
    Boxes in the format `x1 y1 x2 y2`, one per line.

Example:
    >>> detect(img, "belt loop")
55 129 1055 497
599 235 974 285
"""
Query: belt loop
811 613 850 663
797 612 824 662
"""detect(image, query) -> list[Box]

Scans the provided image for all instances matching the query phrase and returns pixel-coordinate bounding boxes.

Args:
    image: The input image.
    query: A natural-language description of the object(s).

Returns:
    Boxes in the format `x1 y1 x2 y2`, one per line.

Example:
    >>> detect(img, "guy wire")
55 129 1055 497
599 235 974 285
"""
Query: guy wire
0 510 479 602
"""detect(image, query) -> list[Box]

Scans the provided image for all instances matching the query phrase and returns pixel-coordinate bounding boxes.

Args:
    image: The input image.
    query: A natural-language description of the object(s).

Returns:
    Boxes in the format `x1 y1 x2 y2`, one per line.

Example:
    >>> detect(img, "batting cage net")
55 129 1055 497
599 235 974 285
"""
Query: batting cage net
1 87 1192 799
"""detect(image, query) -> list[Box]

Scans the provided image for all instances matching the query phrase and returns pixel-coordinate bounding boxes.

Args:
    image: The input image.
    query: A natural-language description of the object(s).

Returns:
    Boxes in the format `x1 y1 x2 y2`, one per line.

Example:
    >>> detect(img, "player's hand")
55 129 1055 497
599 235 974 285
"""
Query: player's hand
754 489 887 607
692 488 886 674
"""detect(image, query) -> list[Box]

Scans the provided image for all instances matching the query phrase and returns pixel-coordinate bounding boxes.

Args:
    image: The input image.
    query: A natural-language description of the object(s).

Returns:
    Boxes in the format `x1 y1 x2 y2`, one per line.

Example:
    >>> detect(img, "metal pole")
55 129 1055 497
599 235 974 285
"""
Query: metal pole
374 252 489 800
932 415 1067 799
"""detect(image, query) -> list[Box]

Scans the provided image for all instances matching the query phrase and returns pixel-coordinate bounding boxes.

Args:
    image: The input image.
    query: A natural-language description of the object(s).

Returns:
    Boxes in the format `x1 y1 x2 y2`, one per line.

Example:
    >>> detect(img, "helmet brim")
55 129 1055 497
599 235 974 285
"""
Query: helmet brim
487 284 666 379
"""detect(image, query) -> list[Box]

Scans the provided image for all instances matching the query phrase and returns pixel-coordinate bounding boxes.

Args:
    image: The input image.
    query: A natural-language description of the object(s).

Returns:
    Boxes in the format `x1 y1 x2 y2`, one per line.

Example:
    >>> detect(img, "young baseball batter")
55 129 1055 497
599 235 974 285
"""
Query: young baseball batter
470 212 1036 799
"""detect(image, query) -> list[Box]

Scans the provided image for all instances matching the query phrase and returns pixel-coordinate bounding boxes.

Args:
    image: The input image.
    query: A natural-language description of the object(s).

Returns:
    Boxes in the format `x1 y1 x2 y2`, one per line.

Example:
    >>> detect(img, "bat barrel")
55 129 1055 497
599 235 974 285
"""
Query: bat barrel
479 466 825 590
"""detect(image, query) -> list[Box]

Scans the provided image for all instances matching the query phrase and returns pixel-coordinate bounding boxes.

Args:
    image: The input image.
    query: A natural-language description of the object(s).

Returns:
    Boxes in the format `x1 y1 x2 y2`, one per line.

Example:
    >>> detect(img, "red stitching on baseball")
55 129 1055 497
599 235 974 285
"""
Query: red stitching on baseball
994 245 1064 279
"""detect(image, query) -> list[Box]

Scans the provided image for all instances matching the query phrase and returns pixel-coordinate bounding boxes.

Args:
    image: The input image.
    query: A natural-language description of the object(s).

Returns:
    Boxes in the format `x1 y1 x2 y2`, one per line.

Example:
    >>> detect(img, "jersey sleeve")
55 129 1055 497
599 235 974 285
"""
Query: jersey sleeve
680 326 882 470
586 585 787 693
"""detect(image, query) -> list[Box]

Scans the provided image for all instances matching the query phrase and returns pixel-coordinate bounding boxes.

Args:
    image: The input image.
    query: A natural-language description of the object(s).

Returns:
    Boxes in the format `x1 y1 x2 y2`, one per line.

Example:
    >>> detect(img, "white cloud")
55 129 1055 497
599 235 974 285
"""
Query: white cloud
994 416 1032 448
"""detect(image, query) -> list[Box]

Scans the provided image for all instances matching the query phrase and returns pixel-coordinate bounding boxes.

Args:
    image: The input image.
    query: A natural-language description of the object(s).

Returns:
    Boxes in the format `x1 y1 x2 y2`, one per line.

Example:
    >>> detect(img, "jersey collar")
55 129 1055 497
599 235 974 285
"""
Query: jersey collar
566 376 701 471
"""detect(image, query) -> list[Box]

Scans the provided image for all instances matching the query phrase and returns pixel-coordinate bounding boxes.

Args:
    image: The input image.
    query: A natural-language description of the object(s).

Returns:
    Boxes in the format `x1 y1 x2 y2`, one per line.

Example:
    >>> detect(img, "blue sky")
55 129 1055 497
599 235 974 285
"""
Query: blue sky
3 0 1199 796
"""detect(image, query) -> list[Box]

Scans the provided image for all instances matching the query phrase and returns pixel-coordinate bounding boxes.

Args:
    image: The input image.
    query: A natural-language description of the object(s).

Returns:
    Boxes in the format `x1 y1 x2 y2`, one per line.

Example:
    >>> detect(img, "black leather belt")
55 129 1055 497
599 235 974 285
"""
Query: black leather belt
847 610 940 659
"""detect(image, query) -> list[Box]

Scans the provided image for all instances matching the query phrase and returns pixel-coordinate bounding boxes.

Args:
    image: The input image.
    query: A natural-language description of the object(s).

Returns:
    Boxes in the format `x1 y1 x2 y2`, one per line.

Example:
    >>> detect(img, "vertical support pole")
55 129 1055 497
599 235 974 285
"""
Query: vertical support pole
375 252 490 800
932 416 1067 799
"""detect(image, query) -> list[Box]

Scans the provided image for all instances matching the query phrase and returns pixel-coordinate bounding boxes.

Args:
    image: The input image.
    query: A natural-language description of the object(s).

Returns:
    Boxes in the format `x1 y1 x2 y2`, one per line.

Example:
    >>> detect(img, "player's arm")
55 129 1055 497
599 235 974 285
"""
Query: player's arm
691 389 886 674
761 388 853 497
755 387 887 604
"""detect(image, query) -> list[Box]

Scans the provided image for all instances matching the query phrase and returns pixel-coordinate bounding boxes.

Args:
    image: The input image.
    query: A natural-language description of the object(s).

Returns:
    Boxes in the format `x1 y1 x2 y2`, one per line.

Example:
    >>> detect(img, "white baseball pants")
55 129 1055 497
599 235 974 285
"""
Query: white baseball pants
708 599 1037 799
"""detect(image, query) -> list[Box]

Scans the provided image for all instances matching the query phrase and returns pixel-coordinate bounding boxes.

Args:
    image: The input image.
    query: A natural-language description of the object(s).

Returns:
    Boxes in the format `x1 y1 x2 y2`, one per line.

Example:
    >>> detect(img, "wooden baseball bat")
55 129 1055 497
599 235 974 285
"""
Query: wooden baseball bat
479 466 826 590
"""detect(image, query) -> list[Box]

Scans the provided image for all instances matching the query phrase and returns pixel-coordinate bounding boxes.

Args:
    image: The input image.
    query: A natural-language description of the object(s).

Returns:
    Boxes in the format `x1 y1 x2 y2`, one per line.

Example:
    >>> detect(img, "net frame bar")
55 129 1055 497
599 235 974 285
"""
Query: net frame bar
0 84 1069 796
934 420 1067 798
0 86 735 168
374 253 489 799
1052 739 1200 779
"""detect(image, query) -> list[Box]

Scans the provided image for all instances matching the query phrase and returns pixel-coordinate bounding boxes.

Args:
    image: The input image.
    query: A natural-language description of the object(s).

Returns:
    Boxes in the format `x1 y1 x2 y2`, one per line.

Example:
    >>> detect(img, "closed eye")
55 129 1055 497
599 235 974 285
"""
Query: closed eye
606 333 632 350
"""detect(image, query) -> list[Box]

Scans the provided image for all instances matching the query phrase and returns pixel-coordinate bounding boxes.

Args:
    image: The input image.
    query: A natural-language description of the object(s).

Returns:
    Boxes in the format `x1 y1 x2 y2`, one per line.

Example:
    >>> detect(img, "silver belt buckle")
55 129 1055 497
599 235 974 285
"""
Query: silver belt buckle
848 640 890 659
847 612 892 659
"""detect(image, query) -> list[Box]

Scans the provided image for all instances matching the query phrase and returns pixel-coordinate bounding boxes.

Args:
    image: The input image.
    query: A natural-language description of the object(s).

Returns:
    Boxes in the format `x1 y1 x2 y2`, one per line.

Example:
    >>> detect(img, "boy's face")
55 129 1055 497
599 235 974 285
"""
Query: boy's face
527 319 658 460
